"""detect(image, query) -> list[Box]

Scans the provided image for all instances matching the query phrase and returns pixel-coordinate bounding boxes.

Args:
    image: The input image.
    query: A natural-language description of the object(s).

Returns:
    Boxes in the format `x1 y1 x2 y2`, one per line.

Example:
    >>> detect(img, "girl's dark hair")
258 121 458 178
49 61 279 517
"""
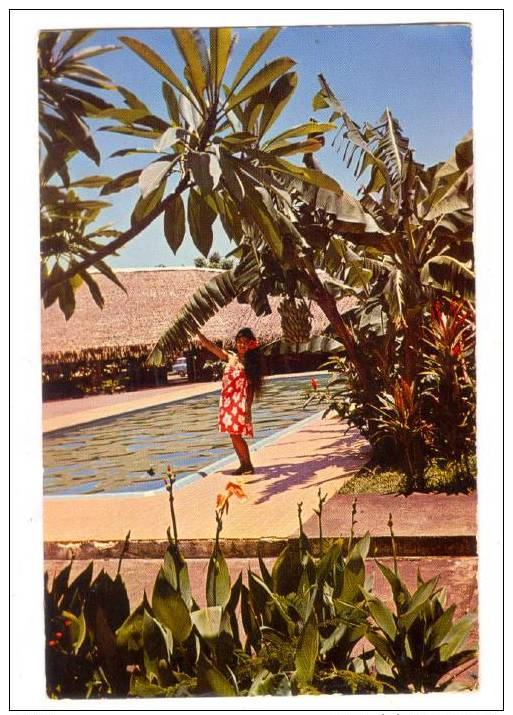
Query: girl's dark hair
235 327 264 398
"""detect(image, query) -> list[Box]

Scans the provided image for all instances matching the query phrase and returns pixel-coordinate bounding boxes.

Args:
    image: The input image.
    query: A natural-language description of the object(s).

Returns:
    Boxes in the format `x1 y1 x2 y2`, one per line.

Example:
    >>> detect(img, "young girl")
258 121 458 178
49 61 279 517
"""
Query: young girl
196 327 263 475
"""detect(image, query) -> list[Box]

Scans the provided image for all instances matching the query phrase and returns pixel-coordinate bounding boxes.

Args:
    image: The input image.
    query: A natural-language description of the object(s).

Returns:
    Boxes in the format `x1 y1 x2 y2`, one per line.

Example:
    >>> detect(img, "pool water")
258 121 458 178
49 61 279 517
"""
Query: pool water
43 375 326 496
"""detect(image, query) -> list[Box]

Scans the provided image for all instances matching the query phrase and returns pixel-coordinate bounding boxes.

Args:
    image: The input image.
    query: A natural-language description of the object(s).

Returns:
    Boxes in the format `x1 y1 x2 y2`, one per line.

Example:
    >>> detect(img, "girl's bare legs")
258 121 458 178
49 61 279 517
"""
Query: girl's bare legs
230 434 253 471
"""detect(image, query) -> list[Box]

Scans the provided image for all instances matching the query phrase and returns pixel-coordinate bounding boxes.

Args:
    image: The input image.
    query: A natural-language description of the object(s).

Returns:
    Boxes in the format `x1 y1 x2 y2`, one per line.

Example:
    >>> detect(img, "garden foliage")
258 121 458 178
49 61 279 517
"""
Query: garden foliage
45 491 476 698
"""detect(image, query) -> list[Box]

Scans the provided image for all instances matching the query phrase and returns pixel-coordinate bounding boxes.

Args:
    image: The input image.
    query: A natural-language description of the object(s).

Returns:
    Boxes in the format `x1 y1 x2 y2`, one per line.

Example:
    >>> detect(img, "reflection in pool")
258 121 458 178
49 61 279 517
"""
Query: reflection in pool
43 375 326 496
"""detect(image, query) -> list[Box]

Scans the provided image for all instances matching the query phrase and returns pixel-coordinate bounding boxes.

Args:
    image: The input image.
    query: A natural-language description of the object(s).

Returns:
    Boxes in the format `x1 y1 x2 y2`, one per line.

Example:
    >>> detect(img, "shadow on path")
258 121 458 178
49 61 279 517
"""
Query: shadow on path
242 438 370 505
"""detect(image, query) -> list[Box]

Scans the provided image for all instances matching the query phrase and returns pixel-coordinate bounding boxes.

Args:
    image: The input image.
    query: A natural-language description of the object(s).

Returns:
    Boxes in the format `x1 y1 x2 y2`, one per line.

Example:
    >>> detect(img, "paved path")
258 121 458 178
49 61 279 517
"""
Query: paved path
44 414 370 542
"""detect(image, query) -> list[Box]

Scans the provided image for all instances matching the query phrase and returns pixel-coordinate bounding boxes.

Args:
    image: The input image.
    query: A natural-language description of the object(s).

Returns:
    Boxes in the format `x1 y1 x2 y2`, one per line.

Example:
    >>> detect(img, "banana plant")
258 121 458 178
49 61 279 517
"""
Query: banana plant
43 27 339 300
311 76 474 382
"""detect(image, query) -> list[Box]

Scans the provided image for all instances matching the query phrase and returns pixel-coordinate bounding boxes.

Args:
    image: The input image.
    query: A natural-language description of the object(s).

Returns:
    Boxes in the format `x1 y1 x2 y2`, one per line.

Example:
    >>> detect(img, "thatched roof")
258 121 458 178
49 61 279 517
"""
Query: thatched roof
41 267 355 365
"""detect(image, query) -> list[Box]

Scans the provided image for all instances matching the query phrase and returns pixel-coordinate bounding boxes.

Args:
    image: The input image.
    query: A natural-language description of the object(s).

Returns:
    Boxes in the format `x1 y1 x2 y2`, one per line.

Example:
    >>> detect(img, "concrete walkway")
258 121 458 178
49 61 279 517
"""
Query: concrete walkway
43 378 477 558
44 414 370 543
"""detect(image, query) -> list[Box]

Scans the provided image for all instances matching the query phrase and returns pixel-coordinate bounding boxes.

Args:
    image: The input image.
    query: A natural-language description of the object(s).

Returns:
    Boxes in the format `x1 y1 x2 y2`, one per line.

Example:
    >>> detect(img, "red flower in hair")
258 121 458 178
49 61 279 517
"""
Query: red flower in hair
246 339 259 350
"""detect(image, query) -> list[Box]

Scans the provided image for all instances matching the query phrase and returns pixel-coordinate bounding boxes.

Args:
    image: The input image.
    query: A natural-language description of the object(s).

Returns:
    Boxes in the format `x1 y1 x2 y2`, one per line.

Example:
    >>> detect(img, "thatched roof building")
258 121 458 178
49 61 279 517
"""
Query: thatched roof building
41 267 354 366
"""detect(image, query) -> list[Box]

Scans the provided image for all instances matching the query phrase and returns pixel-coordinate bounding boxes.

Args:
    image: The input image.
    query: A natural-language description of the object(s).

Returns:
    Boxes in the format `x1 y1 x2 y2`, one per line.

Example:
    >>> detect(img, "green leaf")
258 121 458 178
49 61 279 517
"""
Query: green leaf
100 124 161 138
62 608 86 655
187 151 221 193
376 561 411 614
151 569 192 643
427 604 457 649
142 609 172 681
270 139 324 157
265 121 335 149
319 623 347 656
272 543 302 596
210 28 232 89
95 107 150 123
119 35 192 100
365 594 397 641
262 335 344 356
131 180 166 226
138 160 172 199
162 82 181 125
259 71 297 137
231 27 281 90
100 169 140 195
163 194 186 254
58 280 76 321
197 657 237 696
116 600 145 651
398 577 438 631
206 546 231 608
190 606 223 641
226 57 296 110
145 254 260 365
295 619 319 684
172 29 207 104
117 85 148 110
439 613 476 661
420 256 475 300
187 188 217 257
69 175 111 188
60 29 96 56
248 670 291 696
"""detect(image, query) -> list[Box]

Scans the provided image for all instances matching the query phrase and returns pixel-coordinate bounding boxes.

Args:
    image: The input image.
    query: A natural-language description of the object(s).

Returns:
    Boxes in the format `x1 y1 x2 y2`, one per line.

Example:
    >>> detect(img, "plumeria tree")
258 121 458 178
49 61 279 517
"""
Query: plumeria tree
41 27 339 318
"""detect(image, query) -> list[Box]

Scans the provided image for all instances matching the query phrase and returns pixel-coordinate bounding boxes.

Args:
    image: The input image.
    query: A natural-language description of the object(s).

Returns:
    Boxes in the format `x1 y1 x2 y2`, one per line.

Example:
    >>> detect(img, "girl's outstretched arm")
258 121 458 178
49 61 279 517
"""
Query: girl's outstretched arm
196 331 229 361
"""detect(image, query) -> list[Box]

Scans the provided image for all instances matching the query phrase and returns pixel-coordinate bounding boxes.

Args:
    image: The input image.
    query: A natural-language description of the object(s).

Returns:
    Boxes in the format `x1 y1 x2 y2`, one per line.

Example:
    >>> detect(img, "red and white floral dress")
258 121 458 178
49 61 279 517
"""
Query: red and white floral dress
218 353 254 438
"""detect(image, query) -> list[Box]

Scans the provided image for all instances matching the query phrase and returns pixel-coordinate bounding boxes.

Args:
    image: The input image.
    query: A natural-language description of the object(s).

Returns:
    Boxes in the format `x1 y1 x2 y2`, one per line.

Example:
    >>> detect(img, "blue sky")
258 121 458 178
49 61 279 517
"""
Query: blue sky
67 24 472 269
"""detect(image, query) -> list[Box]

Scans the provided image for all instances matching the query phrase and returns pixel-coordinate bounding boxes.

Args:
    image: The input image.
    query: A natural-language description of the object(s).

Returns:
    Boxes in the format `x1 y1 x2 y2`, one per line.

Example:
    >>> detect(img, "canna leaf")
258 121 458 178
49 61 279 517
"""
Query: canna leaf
206 547 231 608
190 606 223 641
365 593 397 641
151 569 192 643
295 619 319 685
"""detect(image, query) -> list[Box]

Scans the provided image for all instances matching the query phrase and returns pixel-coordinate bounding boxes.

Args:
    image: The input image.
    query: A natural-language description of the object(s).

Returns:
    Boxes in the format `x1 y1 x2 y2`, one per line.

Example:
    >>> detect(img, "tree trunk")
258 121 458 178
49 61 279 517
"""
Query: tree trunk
312 288 370 390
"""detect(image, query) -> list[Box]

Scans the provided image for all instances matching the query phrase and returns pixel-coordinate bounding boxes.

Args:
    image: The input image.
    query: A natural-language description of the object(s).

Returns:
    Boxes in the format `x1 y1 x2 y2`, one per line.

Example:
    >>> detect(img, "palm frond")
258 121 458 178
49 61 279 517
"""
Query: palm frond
146 255 261 366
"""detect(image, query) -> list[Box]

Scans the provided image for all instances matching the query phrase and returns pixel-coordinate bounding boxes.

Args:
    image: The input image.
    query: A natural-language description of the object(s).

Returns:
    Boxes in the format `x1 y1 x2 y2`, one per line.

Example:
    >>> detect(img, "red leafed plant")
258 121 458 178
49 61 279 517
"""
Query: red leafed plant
421 298 476 468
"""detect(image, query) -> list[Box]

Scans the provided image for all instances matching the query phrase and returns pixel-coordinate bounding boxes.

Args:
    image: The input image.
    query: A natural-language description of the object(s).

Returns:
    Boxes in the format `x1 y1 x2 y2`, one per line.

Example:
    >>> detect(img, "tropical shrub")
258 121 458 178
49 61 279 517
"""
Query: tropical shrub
45 482 476 697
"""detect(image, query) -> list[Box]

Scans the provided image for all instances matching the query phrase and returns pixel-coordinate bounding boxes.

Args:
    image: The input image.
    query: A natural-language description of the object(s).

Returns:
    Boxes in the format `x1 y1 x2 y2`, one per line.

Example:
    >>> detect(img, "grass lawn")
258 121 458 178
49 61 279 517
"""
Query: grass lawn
340 457 477 495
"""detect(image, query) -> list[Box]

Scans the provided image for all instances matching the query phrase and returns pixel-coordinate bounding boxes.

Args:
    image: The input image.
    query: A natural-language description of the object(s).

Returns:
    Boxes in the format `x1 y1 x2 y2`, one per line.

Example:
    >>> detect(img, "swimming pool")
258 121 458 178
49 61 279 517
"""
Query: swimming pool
43 374 327 496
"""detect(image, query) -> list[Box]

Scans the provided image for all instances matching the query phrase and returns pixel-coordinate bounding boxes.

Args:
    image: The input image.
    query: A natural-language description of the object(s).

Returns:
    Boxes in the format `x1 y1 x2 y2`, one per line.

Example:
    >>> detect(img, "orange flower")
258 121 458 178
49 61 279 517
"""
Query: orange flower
216 493 229 510
225 481 248 502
